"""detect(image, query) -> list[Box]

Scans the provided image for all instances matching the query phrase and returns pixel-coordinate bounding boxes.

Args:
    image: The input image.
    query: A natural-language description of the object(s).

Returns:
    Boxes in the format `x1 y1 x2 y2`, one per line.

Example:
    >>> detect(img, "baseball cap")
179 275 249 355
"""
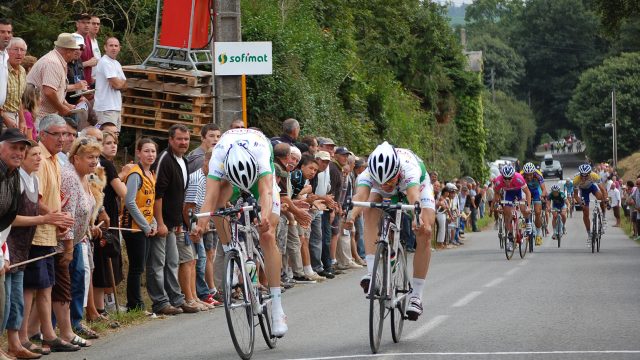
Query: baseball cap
335 146 351 156
76 13 91 21
0 128 37 147
317 137 336 146
72 33 85 48
54 33 81 50
315 151 331 161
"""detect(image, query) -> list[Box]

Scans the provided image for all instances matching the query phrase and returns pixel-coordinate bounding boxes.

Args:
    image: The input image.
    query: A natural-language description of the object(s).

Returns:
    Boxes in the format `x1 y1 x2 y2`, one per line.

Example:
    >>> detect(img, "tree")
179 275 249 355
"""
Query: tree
467 34 524 95
590 0 640 34
568 52 640 162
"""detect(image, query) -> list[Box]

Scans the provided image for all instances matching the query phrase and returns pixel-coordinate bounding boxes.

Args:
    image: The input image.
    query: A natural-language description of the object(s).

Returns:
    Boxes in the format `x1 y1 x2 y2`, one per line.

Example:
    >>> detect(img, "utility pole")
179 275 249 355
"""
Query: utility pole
214 0 243 129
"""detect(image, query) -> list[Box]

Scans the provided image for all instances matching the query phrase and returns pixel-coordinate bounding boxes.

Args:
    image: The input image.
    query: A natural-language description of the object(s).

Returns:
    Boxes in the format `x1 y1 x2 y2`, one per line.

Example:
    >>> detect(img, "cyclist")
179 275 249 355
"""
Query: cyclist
492 164 532 252
563 177 575 212
546 184 570 240
345 142 435 321
195 128 288 337
520 162 548 245
573 163 607 246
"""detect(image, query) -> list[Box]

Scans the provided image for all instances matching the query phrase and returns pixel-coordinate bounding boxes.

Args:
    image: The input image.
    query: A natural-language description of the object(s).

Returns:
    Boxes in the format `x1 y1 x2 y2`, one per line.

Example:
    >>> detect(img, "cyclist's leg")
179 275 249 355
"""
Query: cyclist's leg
210 181 235 247
581 188 592 242
560 207 567 225
363 192 384 275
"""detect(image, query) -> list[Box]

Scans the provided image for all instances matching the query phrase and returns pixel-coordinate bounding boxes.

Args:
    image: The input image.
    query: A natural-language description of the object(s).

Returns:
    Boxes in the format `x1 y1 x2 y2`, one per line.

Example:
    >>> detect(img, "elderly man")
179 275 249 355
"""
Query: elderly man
26 33 79 121
94 37 126 131
271 118 300 146
2 37 26 133
0 18 13 133
22 114 78 353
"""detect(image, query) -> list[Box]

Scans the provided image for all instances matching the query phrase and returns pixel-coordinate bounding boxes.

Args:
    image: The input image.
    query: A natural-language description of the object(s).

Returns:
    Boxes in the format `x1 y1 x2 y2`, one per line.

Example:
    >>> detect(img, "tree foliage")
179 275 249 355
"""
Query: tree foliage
567 52 640 162
467 34 524 95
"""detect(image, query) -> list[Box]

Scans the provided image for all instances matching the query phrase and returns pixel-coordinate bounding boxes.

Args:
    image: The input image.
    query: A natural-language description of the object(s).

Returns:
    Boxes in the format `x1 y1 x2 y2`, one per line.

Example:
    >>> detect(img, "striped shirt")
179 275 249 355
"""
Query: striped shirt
0 50 7 108
3 64 26 112
26 49 68 120
185 169 206 213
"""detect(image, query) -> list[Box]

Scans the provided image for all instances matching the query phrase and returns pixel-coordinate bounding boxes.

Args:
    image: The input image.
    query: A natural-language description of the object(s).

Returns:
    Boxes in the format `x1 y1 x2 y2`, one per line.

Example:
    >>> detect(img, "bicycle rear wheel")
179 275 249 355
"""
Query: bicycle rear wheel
390 247 408 343
519 229 529 258
223 252 255 360
369 242 388 354
556 217 562 248
498 216 504 249
256 257 277 349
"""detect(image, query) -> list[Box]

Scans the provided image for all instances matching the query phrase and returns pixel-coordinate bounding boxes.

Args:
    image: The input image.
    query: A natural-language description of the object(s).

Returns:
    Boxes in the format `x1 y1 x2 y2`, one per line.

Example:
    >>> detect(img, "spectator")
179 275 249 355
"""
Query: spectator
608 182 621 227
72 13 94 87
187 123 221 174
24 114 78 353
633 178 640 241
317 137 342 276
271 118 300 145
21 56 36 74
353 157 367 259
435 186 452 250
121 138 157 311
2 37 27 134
55 136 105 349
183 148 218 308
88 16 101 83
623 180 636 236
0 18 12 132
7 140 73 359
26 33 79 120
94 37 126 131
300 136 318 155
308 151 336 279
21 84 39 140
149 124 198 315
56 117 78 166
65 34 90 129
92 131 126 316
228 118 244 130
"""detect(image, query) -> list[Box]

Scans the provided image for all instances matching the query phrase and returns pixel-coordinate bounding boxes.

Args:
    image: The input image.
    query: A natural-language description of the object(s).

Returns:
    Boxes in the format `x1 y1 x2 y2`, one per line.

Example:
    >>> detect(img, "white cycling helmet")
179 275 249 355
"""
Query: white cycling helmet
500 164 515 178
578 163 592 176
224 143 259 192
551 184 561 192
368 141 400 184
523 162 536 174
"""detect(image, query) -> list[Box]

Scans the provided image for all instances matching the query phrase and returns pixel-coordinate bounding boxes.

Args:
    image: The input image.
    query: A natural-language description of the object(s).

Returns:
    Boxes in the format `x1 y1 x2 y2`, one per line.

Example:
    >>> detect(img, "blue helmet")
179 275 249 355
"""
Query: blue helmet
501 164 515 178
578 163 592 176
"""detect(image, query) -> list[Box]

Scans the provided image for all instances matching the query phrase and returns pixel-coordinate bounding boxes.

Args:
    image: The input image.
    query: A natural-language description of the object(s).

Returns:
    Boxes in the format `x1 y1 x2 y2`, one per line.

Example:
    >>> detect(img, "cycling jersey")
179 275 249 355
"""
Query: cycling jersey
493 173 527 204
520 169 544 202
572 172 600 190
563 180 574 194
547 192 567 209
208 128 280 214
357 148 435 209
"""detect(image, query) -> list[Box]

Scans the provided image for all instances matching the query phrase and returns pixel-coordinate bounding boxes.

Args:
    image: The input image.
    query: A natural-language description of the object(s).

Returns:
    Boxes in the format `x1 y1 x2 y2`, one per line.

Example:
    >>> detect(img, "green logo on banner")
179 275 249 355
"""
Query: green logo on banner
218 52 269 65
218 53 228 64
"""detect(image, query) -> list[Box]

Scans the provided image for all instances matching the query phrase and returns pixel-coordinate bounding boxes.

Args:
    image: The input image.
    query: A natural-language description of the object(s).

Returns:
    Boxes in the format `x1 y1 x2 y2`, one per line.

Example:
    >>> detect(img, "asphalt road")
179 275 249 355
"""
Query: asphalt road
50 166 640 360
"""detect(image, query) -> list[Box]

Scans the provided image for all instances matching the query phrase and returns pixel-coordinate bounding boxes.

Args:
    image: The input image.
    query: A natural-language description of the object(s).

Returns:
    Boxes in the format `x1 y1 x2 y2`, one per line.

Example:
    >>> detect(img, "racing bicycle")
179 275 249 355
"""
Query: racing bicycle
590 199 603 253
191 195 277 360
500 200 528 260
344 198 420 354
550 208 564 248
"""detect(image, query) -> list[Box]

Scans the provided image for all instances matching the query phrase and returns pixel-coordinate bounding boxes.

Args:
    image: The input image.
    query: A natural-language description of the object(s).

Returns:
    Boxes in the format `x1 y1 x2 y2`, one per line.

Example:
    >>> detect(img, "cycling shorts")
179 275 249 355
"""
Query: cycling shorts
530 186 542 203
371 177 435 210
504 189 524 204
550 202 566 211
579 183 599 206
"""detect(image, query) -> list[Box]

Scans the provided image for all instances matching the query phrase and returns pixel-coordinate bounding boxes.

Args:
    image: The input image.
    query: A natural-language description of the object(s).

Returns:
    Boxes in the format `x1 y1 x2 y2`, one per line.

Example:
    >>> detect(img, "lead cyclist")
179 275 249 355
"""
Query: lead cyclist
345 142 436 321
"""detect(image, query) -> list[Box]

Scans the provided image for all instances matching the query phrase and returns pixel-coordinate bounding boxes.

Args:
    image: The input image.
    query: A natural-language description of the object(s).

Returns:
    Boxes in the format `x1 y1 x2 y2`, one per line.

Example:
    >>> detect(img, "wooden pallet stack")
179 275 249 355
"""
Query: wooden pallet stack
121 66 213 136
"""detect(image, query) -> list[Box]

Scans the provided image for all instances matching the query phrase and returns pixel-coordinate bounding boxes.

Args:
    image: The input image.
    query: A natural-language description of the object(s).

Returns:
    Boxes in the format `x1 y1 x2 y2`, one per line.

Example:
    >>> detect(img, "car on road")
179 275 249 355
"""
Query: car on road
540 154 563 178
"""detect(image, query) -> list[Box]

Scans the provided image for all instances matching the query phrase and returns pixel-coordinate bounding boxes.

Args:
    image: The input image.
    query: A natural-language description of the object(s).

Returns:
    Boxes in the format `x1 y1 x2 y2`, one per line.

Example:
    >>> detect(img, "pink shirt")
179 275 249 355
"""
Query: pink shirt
24 111 37 139
26 49 68 120
493 173 527 192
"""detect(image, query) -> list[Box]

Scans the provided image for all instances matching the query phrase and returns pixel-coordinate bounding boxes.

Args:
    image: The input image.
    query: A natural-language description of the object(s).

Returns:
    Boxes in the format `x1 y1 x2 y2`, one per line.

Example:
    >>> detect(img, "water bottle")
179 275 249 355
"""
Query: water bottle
390 250 397 273
245 259 258 286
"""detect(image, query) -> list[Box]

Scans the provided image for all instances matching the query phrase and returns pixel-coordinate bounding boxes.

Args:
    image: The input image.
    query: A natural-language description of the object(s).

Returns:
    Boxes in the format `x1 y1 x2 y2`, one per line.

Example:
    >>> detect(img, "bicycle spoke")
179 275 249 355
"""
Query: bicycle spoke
224 253 255 360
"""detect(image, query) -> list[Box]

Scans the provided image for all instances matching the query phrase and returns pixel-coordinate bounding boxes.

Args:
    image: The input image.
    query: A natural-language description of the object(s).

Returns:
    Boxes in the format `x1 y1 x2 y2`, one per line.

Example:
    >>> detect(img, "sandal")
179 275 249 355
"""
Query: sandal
87 313 110 323
74 325 99 339
22 341 50 356
42 337 80 352
69 335 91 348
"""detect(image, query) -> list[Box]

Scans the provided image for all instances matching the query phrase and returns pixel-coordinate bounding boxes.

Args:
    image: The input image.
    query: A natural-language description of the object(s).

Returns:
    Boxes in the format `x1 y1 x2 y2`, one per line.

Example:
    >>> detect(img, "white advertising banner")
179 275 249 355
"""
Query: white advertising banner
214 42 272 76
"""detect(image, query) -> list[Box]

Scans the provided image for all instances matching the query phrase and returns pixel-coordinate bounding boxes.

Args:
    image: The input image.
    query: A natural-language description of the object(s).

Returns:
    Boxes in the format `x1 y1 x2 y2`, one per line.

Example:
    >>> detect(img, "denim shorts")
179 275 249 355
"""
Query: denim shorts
3 271 24 330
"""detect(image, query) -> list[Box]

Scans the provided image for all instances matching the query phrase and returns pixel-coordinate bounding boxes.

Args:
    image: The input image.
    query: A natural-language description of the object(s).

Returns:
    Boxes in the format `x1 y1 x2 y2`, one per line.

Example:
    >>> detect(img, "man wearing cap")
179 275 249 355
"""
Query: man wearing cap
308 150 336 278
0 129 36 360
65 34 90 129
26 33 80 121
74 13 97 87
94 37 127 132
317 138 343 276
2 37 27 134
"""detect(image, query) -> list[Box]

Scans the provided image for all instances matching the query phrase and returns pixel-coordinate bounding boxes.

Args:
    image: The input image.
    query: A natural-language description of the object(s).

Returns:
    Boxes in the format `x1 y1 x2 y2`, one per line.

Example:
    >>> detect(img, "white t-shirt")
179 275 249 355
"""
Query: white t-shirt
94 55 126 112
176 156 188 188
315 168 331 196
608 187 621 207
0 49 8 108
91 38 101 78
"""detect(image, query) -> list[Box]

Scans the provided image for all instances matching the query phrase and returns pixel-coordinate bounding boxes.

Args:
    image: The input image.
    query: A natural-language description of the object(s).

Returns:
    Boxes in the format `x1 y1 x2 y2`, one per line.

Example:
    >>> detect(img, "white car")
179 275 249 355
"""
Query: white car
540 154 563 178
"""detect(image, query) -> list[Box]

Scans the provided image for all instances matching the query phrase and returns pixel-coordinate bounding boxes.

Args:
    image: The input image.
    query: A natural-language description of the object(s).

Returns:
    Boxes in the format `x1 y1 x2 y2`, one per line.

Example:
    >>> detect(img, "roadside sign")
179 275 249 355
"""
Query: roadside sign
214 42 272 75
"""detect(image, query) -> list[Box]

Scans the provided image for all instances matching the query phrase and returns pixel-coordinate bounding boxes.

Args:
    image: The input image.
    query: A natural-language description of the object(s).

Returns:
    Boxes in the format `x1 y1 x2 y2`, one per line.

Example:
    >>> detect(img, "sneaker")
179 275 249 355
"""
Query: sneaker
292 275 317 284
406 296 423 321
201 294 223 307
535 235 543 246
347 260 363 269
212 292 224 305
271 313 288 337
307 272 327 282
360 273 372 294
317 270 335 279
156 305 183 316
180 302 200 314
195 299 214 311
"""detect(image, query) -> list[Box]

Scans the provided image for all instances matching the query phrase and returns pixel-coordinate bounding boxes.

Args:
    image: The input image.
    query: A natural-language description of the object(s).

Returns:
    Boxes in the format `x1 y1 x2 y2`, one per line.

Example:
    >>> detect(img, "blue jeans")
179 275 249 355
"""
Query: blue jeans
309 211 324 273
3 271 24 330
195 240 211 299
355 215 365 258
70 242 86 329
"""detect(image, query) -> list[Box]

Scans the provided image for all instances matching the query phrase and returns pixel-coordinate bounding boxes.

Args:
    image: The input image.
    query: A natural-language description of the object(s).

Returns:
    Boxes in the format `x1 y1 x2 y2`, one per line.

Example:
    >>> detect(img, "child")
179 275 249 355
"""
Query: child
21 84 40 140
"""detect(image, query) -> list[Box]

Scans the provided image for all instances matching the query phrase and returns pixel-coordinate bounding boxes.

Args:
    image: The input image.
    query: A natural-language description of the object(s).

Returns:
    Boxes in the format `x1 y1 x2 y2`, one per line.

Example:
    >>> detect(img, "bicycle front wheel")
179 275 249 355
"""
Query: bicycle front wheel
498 216 505 249
519 230 529 258
369 242 388 354
556 219 562 248
505 217 516 260
223 252 255 360
390 247 408 343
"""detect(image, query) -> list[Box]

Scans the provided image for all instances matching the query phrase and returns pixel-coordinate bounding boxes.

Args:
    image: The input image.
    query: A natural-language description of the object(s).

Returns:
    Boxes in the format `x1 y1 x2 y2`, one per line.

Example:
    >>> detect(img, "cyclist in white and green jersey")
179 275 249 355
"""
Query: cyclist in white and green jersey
346 142 436 320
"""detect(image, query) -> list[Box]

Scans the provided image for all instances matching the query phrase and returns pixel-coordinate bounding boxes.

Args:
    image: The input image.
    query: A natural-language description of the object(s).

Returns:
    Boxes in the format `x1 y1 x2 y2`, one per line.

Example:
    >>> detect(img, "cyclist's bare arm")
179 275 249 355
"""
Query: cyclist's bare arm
345 185 372 227
405 186 435 236
196 177 222 237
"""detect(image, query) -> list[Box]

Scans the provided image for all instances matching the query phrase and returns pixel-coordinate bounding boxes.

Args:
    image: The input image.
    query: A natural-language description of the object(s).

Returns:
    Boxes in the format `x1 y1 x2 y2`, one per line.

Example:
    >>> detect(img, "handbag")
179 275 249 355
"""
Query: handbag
98 230 121 258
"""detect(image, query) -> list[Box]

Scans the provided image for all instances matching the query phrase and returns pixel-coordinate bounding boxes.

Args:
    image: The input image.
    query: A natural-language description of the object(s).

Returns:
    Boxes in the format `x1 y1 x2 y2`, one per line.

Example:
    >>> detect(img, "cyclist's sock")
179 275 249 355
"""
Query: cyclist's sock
536 227 542 235
366 255 375 274
411 278 425 300
271 287 284 315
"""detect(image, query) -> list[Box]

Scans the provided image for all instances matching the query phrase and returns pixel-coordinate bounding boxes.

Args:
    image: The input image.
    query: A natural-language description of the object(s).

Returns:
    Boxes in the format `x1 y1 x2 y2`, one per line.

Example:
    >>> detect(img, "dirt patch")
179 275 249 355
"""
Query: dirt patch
618 152 640 182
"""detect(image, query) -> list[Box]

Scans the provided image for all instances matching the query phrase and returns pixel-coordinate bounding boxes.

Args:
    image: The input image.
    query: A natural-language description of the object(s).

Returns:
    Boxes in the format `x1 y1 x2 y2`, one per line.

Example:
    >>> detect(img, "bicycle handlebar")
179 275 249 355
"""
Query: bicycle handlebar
499 200 527 206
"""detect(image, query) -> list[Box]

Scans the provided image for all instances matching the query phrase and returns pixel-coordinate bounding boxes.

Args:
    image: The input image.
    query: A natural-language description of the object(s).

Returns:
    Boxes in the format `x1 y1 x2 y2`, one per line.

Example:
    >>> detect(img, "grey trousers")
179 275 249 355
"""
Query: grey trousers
308 211 324 273
146 230 185 312
286 223 304 277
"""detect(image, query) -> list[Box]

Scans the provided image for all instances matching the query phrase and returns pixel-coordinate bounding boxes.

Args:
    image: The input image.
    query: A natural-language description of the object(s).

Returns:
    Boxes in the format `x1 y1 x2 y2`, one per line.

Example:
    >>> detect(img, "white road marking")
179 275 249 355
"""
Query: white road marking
285 350 640 360
506 267 520 276
484 277 505 288
405 314 449 341
452 291 483 307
